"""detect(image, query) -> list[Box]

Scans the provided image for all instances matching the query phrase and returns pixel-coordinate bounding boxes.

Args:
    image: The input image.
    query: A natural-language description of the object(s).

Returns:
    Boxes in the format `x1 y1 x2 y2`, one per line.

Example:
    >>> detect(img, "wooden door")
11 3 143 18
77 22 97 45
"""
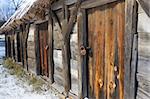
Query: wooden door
39 23 49 77
87 1 125 99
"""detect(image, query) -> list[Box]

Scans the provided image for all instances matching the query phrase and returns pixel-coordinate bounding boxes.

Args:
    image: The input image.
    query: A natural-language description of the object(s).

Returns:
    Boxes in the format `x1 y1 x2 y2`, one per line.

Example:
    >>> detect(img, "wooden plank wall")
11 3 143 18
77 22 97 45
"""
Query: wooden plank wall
52 8 79 96
136 4 150 99
27 24 36 74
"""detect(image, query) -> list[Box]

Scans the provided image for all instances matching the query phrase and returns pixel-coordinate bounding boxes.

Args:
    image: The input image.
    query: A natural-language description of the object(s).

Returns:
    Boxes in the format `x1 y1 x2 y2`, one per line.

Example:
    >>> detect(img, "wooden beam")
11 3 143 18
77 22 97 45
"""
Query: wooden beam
22 23 30 71
5 34 8 57
20 25 25 67
78 9 88 99
51 0 77 11
48 9 54 84
62 2 71 96
124 0 138 99
35 25 41 75
81 0 118 9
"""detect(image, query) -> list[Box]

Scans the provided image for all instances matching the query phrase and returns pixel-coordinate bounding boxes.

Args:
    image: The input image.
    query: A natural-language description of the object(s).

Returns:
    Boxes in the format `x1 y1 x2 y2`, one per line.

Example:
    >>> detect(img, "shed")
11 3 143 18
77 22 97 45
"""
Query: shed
0 0 150 99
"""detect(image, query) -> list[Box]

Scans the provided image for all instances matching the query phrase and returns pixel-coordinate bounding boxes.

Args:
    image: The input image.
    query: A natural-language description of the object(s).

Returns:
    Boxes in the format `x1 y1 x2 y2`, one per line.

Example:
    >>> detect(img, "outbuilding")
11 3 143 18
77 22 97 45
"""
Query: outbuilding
0 0 150 99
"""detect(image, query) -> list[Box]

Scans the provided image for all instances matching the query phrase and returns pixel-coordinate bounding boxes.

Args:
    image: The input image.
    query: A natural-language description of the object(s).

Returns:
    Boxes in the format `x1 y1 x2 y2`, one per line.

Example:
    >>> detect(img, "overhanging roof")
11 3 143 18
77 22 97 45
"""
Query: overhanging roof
0 0 53 34
138 0 150 17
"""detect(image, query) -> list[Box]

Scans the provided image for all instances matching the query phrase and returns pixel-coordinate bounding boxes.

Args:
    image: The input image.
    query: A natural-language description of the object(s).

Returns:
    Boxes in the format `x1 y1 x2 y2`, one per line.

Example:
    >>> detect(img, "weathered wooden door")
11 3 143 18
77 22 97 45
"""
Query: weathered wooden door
39 22 49 77
85 1 125 99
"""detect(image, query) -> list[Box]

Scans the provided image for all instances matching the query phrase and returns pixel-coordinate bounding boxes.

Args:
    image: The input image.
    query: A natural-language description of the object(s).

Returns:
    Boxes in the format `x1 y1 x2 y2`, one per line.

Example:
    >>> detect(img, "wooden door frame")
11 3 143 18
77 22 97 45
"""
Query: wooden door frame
79 0 138 99
35 21 49 76
79 0 119 98
124 0 138 99
35 24 41 75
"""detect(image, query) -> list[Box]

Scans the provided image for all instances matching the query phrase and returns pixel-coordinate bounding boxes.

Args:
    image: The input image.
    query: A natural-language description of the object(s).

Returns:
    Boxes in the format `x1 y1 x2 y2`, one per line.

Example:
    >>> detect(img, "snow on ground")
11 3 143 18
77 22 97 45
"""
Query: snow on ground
0 64 59 99
0 39 60 99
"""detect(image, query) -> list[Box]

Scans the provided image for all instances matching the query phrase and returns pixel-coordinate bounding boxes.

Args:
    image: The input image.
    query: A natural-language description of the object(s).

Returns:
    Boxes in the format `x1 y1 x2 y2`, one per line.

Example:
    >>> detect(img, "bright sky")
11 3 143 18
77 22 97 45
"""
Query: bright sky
0 0 22 8
0 0 8 7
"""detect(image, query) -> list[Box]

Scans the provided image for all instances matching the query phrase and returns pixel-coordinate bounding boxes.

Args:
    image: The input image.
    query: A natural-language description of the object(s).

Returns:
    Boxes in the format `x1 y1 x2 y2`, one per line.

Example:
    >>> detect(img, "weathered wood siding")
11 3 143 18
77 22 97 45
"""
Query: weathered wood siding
27 24 36 74
52 9 79 95
137 4 150 99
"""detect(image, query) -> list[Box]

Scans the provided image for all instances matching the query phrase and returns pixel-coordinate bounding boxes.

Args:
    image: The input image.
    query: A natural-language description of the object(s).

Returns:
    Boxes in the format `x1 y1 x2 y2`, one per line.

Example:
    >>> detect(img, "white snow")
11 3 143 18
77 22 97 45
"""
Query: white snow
0 64 59 99
0 39 60 99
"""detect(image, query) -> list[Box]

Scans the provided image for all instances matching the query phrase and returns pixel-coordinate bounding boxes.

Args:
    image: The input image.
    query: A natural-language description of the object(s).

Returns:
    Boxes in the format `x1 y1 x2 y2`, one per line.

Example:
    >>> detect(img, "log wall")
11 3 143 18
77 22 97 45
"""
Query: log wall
27 24 36 74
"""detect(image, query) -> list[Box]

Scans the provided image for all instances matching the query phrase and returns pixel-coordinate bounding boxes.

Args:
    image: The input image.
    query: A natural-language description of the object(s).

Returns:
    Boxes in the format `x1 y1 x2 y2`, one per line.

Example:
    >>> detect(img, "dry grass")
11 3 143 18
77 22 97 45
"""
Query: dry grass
3 58 48 92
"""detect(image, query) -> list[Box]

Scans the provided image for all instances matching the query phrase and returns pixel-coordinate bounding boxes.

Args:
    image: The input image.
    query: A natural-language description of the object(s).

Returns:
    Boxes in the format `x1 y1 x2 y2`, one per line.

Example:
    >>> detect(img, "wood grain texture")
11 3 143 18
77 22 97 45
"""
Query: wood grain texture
124 0 138 99
87 1 125 99
48 11 54 83
34 25 41 75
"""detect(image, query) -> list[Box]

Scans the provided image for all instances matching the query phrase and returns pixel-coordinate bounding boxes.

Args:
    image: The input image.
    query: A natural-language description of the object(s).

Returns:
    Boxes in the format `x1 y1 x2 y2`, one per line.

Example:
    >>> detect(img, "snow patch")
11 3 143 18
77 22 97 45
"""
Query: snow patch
0 65 59 99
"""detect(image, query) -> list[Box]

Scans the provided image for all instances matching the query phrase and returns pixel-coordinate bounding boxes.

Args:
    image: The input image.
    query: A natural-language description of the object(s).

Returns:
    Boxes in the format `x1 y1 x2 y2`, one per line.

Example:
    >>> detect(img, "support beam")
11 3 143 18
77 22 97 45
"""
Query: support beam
78 9 88 99
48 9 54 84
62 3 71 96
20 26 24 67
22 23 30 71
5 34 8 57
35 25 41 75
81 0 118 9
124 0 138 99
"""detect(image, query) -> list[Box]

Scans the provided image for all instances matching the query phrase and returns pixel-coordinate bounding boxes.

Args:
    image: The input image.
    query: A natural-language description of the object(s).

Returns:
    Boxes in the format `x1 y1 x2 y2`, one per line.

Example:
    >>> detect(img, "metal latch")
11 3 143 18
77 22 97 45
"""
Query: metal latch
80 45 92 56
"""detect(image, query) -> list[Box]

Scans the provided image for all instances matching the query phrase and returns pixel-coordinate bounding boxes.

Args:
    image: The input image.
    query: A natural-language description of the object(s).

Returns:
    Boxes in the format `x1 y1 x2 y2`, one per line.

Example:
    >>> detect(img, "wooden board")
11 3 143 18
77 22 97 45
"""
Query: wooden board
87 1 125 99
38 22 49 77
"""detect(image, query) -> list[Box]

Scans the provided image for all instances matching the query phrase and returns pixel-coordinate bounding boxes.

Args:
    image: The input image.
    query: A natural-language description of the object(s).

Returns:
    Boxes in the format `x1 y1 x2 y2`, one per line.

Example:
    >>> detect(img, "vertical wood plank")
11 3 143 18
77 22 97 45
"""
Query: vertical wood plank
48 11 54 83
20 26 24 66
35 25 41 75
116 2 125 99
5 34 8 57
95 6 105 99
24 23 30 71
78 9 88 98
62 3 71 96
43 30 49 77
124 0 138 99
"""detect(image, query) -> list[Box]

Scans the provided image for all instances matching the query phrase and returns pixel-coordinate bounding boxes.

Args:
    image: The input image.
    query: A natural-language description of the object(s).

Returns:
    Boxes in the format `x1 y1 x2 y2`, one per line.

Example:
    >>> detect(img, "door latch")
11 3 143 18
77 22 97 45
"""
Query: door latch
80 45 92 56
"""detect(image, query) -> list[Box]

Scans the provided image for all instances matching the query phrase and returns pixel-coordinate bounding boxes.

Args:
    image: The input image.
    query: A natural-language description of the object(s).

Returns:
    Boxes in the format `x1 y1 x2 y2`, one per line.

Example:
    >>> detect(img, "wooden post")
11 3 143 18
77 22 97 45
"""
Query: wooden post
61 0 81 96
7 36 11 57
62 3 71 96
10 32 15 59
35 25 41 75
48 9 54 84
22 23 30 71
20 26 24 67
78 9 88 98
5 34 8 57
124 0 138 99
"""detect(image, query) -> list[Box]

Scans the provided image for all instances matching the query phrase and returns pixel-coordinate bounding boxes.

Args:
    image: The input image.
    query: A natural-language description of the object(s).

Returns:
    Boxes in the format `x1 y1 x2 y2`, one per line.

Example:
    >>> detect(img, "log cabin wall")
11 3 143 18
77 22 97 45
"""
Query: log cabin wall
14 32 18 61
27 24 36 74
52 6 79 96
136 3 150 99
3 0 150 99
